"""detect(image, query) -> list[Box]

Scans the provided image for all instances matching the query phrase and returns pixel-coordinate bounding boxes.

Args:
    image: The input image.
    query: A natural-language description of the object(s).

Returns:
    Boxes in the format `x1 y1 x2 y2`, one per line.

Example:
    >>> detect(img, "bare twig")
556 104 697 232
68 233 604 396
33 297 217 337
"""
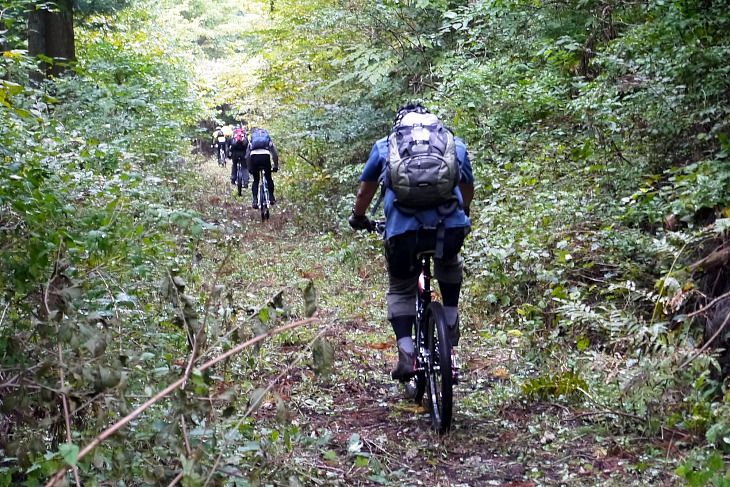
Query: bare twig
180 416 192 457
679 310 730 369
566 409 644 422
44 317 317 487
166 471 184 487
58 344 81 487
296 152 319 168
0 372 20 389
686 290 730 318
0 300 10 329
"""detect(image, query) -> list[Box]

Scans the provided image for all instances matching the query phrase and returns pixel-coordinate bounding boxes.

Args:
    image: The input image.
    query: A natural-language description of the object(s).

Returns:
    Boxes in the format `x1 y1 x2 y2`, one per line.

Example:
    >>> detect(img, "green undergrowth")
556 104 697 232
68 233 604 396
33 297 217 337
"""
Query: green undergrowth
2 0 730 484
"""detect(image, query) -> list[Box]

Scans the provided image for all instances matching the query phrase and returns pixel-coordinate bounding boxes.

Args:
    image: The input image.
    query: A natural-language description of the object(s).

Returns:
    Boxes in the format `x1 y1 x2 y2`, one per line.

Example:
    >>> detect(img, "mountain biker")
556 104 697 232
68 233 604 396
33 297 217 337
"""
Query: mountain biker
229 126 249 194
221 124 234 156
348 103 474 381
212 126 226 153
246 128 279 209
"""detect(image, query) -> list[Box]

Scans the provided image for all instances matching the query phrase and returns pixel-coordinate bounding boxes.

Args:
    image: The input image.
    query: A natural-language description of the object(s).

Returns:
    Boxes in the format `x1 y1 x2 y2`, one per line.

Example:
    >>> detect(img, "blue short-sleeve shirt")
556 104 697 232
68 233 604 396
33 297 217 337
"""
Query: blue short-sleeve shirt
359 136 474 240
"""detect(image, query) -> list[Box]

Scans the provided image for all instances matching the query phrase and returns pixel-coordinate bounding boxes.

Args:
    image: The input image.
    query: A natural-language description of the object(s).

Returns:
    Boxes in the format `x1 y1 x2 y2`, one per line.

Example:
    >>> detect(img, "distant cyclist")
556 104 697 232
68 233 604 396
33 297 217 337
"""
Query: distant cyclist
221 124 234 156
348 103 474 381
245 128 279 209
229 126 249 194
211 126 227 166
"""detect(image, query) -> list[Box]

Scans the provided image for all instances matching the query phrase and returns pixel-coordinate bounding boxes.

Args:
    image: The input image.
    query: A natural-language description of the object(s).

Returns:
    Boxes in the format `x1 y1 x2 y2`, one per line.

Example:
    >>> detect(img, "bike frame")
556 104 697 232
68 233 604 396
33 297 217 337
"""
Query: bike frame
414 251 459 433
217 144 226 166
414 254 432 353
257 168 271 221
369 221 457 433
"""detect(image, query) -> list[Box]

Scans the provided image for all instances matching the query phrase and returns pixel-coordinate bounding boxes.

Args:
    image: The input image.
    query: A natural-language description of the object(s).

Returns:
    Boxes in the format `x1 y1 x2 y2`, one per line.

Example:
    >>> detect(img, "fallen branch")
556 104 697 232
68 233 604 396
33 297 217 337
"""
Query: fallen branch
44 317 317 487
296 152 320 168
566 410 692 439
201 324 330 486
686 290 730 318
690 245 730 273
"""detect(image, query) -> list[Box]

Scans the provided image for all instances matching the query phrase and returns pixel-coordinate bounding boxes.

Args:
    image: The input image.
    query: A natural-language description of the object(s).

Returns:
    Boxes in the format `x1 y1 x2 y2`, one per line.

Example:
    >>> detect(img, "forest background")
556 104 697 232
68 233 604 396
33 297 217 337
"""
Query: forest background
1 0 729 485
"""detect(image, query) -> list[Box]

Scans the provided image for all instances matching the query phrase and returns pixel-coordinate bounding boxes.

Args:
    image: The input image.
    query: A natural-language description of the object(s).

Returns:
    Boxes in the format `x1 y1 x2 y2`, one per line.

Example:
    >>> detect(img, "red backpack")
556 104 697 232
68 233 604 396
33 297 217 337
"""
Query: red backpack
231 128 247 149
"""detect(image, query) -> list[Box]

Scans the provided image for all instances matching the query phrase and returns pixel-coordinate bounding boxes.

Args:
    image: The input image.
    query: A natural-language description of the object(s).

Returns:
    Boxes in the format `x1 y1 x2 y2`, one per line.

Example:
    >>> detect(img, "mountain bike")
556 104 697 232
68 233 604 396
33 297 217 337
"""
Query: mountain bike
372 222 459 434
217 144 227 167
255 168 271 221
234 158 248 196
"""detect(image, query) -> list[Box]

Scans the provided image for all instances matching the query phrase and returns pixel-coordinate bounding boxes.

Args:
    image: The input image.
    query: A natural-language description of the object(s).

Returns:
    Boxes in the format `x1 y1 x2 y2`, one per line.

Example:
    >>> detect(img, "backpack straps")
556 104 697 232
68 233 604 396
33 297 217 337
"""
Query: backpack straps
402 201 457 259
370 179 386 217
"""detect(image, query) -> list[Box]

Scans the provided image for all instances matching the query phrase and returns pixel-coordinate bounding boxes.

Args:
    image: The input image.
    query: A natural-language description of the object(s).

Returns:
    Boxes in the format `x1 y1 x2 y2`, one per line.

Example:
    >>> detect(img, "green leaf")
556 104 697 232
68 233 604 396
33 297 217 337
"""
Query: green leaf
323 450 338 462
248 387 267 413
311 336 335 375
347 433 362 455
59 443 80 466
301 280 317 317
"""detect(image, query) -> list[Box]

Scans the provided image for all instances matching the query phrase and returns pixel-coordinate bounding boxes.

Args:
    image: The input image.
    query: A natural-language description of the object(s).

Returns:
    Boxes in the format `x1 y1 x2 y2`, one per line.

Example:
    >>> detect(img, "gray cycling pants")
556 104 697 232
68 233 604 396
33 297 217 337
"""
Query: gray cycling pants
384 228 466 320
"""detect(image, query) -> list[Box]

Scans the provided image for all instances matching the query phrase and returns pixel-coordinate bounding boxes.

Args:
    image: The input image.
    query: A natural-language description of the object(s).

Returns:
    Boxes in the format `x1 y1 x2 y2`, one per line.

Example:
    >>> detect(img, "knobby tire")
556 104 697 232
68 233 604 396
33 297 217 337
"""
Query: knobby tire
413 310 427 406
258 178 269 222
236 163 244 196
425 302 453 434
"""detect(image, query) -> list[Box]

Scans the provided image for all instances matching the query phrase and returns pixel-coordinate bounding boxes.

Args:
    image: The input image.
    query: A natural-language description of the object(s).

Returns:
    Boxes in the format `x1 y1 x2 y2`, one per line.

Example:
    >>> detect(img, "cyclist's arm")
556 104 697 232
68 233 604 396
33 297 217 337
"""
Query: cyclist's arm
460 182 474 211
244 144 252 165
269 143 279 165
456 138 475 212
353 140 386 215
353 181 379 216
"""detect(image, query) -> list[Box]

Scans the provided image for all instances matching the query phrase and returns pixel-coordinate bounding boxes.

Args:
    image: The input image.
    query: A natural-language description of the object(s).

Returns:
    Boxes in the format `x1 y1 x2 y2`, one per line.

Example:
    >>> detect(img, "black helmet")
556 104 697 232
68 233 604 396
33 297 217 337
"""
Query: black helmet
393 102 429 127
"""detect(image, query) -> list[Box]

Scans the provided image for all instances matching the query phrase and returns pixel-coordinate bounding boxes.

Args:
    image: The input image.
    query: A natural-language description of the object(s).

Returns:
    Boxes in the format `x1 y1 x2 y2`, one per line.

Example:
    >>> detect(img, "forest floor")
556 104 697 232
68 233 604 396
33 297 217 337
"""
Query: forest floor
184 158 682 486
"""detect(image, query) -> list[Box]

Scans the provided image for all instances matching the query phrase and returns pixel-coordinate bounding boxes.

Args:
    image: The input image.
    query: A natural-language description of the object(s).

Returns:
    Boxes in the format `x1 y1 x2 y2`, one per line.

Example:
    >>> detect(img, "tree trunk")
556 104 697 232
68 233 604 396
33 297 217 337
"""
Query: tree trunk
27 0 75 79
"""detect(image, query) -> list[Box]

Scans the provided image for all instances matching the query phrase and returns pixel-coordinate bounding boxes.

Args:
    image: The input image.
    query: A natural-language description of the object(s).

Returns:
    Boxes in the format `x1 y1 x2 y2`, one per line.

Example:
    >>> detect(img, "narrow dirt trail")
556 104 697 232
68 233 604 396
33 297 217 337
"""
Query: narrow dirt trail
185 158 679 486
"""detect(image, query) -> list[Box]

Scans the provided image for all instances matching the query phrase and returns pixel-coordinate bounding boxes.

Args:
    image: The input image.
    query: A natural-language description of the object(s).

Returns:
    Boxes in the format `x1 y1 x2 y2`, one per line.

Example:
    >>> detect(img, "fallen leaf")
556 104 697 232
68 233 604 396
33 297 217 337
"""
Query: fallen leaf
492 366 510 379
394 403 428 414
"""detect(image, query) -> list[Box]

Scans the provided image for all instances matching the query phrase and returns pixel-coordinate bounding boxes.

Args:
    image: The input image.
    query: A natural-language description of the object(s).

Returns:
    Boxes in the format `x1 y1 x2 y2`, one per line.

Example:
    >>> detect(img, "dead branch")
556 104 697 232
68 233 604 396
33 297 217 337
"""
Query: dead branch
166 471 184 487
690 244 730 273
686 290 730 318
202 324 331 486
296 152 319 168
44 317 318 487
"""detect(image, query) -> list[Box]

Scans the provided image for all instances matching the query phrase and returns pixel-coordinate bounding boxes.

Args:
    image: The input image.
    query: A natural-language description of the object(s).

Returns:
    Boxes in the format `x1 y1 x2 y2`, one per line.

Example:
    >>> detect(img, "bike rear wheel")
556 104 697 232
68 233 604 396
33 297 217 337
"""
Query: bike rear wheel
258 181 269 221
424 302 453 434
236 164 244 196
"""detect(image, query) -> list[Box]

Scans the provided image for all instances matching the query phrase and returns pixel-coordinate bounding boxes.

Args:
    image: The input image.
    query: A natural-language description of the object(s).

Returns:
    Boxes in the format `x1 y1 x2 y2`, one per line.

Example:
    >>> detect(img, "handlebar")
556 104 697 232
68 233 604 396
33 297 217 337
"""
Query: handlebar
370 220 385 235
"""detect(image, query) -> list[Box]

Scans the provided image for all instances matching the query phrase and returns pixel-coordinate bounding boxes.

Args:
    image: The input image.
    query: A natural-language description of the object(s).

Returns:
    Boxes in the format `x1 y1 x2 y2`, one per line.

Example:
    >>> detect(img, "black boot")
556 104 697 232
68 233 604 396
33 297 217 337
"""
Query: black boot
391 349 416 381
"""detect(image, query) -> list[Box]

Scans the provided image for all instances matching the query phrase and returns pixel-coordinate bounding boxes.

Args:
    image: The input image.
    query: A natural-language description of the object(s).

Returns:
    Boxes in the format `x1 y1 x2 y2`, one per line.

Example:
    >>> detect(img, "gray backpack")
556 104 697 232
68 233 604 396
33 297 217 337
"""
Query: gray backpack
384 111 460 210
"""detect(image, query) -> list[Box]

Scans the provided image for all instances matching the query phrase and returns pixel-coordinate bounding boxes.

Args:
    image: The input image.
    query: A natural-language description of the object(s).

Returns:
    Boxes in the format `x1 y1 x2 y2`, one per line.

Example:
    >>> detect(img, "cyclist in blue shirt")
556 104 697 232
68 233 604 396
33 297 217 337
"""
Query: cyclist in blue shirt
348 103 475 381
